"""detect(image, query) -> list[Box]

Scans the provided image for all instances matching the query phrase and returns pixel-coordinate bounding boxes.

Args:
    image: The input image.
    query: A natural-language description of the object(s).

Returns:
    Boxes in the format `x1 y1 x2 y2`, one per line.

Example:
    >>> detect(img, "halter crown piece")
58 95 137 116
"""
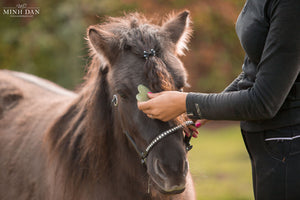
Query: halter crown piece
144 49 156 59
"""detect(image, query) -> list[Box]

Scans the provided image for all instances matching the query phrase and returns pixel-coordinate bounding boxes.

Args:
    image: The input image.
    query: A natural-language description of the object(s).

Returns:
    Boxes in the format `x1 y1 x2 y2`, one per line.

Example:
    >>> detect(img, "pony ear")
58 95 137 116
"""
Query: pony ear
87 26 119 64
162 10 192 55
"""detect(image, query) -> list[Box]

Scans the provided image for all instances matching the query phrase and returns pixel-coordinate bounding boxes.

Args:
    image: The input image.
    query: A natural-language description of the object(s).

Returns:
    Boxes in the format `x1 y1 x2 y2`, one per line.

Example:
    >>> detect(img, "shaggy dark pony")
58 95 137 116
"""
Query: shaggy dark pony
0 11 195 200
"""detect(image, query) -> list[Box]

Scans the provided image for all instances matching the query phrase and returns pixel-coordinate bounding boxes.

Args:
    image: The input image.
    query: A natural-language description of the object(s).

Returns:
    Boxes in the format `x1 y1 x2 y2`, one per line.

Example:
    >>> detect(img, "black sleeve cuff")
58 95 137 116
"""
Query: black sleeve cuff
186 93 205 119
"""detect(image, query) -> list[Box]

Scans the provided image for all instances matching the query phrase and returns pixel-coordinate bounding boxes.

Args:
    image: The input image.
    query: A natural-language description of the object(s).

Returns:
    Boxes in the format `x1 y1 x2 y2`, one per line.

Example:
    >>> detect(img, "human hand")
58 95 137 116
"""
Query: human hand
137 91 187 122
183 119 209 138
195 119 210 128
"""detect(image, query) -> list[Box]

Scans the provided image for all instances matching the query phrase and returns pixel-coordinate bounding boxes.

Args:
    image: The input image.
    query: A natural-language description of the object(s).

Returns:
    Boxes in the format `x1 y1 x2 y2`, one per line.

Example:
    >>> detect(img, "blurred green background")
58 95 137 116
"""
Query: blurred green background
190 124 253 200
0 0 245 92
1 0 254 199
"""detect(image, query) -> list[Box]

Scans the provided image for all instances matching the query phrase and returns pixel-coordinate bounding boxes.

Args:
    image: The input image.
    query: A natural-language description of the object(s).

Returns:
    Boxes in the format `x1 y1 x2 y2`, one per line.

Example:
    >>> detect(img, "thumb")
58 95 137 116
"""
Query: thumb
147 92 162 99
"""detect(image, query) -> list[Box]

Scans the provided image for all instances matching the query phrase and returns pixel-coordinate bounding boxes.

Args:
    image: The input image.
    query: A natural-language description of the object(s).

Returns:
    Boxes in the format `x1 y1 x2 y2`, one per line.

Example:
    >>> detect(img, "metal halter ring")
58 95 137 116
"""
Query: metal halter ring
143 49 156 59
112 94 118 107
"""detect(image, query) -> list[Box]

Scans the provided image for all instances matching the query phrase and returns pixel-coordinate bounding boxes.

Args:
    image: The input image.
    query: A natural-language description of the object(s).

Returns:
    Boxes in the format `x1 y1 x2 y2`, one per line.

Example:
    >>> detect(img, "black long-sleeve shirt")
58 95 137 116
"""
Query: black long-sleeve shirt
186 0 300 131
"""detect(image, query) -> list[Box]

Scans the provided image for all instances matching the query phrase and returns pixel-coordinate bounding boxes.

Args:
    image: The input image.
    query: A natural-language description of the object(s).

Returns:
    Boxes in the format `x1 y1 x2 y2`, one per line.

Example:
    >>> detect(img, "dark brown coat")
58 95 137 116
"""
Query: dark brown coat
0 11 195 200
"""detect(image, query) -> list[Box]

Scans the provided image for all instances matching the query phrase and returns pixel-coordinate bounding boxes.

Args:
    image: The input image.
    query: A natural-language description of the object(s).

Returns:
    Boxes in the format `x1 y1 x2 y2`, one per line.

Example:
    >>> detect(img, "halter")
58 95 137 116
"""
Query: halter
124 121 194 165
143 49 156 59
112 94 194 165
112 49 193 165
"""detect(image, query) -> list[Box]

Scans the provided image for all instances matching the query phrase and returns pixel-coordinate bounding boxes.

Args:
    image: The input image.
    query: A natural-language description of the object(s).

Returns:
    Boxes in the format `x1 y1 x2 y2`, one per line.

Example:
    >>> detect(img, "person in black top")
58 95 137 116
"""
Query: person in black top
138 0 300 199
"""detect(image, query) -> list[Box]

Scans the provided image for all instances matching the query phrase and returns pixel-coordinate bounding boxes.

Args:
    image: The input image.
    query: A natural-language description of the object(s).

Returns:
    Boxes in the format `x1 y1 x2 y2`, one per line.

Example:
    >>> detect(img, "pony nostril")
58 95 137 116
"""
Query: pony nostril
154 159 168 180
154 159 188 178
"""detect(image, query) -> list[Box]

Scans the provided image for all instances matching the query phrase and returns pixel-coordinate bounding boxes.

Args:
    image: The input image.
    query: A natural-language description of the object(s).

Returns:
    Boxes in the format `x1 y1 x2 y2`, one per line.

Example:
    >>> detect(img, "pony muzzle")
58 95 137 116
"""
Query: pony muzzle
150 158 188 194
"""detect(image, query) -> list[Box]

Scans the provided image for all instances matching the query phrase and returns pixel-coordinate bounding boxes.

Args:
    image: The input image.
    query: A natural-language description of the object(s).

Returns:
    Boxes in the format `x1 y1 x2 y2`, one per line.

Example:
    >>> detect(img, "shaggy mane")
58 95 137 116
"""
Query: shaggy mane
46 11 191 199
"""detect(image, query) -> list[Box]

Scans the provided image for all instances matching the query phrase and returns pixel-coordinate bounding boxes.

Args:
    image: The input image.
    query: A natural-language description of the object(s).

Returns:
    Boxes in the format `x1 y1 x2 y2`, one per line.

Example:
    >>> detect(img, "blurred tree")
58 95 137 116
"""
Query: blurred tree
0 0 245 92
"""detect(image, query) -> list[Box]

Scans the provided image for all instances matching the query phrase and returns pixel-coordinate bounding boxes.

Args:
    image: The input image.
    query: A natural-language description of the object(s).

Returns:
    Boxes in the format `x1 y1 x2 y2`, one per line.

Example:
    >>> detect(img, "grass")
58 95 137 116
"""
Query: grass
188 125 254 200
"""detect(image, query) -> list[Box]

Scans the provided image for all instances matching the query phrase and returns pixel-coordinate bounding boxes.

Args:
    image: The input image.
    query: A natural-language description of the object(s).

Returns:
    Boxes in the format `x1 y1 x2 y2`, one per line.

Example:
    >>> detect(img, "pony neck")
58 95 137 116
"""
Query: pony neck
46 71 152 199
82 71 150 198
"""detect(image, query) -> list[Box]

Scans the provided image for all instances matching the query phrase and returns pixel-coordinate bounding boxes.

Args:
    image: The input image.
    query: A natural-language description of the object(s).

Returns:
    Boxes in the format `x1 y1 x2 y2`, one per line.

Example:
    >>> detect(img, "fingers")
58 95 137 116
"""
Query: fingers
183 127 191 137
147 92 162 99
147 113 158 119
137 92 165 120
137 92 162 111
137 101 150 111
183 119 210 138
138 91 186 121
190 126 199 138
184 125 199 138
147 114 153 119
138 101 159 119
195 119 209 128
195 121 202 128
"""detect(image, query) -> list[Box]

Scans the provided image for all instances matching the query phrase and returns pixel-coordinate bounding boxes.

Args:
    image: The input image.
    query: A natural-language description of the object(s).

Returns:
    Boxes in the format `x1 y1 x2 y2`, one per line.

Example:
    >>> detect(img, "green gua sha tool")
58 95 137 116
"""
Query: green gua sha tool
136 84 152 102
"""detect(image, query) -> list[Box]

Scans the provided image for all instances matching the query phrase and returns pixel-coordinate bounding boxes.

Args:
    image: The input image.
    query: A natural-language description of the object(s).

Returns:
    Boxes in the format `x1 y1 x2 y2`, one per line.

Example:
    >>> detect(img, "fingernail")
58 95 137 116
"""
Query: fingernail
148 92 152 94
192 134 198 138
191 128 199 134
195 122 202 128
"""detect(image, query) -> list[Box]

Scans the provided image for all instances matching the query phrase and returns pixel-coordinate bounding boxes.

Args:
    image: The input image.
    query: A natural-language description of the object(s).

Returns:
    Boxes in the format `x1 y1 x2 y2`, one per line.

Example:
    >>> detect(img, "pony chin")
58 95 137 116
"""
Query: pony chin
149 179 186 198
150 177 186 195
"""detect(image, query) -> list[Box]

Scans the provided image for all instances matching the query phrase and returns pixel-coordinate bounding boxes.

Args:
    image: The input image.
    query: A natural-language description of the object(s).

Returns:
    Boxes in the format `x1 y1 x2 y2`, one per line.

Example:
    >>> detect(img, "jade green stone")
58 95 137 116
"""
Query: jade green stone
136 84 151 102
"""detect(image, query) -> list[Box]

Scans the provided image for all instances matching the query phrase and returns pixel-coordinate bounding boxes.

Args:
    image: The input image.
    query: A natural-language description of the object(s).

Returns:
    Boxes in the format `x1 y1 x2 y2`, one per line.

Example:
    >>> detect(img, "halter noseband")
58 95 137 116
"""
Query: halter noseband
124 120 194 165
113 94 193 165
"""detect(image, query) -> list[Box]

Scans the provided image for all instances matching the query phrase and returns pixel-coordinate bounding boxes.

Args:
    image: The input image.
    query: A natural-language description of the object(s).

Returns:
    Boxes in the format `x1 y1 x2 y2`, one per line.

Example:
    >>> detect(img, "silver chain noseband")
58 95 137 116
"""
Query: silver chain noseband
124 120 194 164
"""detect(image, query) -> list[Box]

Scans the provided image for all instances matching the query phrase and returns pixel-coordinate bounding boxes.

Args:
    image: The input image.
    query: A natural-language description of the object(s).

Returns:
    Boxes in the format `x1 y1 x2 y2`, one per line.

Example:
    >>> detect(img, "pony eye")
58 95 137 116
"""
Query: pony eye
118 91 127 99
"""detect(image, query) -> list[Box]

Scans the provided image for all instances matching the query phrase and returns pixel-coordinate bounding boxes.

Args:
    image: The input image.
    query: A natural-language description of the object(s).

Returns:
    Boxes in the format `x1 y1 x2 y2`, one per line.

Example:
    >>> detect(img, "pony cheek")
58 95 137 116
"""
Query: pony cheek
116 106 133 129
145 154 159 185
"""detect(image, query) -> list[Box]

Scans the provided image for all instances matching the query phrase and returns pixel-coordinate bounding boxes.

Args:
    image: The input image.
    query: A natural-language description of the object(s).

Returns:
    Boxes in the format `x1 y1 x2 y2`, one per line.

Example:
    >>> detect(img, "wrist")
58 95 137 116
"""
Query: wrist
178 92 188 113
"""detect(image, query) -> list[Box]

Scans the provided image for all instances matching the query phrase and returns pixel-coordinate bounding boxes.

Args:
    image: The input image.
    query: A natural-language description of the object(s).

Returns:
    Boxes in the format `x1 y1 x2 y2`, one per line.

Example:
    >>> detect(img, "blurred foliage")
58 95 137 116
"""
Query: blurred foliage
1 0 245 92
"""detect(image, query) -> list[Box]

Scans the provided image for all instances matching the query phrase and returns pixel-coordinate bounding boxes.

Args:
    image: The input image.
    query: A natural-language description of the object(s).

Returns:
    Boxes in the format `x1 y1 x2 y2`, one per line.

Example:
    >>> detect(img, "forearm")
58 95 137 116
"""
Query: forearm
222 72 245 93
186 64 299 121
186 0 300 121
186 90 275 121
